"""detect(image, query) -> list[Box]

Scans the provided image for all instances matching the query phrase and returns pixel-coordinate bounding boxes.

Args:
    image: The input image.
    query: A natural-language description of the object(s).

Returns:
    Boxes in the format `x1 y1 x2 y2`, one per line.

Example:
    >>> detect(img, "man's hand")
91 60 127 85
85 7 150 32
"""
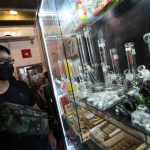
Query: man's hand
48 131 57 150
33 103 40 109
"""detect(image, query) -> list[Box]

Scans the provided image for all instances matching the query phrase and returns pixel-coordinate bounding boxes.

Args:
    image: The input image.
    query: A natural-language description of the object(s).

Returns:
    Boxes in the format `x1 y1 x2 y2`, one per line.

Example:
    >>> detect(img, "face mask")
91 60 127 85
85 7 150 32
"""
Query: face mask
0 63 14 81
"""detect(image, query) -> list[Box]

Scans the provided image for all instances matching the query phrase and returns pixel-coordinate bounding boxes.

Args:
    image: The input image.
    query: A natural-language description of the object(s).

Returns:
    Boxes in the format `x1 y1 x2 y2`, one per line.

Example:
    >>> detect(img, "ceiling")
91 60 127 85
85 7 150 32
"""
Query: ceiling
0 0 41 26
0 0 41 41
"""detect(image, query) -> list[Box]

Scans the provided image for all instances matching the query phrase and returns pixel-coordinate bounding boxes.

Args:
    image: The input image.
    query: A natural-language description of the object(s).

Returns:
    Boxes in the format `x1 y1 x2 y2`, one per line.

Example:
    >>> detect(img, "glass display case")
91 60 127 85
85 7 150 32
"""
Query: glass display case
38 0 150 149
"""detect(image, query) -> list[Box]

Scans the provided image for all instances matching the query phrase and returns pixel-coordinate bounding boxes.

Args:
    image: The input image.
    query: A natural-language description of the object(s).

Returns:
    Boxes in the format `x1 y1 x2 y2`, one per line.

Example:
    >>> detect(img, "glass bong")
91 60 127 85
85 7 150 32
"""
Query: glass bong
123 42 137 94
76 32 96 95
143 32 150 54
109 48 122 87
83 28 99 78
83 28 101 90
97 38 111 88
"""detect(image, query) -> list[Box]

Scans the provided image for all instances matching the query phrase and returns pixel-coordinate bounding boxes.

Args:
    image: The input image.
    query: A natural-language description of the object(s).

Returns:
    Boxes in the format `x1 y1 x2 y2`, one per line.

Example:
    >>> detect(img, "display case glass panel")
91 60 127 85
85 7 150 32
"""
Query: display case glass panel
39 0 150 149
39 0 84 148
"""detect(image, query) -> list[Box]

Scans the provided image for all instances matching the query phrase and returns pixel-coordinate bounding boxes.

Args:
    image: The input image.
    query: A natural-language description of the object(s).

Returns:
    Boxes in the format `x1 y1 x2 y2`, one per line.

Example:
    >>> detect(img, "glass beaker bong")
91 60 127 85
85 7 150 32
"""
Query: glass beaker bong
123 42 138 94
124 42 137 81
83 28 96 66
76 32 95 92
109 48 120 75
83 28 99 85
109 48 122 86
97 38 110 87
143 32 150 54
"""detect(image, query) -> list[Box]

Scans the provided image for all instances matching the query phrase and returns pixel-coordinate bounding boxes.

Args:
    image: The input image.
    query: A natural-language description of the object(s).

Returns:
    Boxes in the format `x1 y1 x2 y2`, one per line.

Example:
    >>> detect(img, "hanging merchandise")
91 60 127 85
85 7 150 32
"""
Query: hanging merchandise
76 0 89 27
82 0 94 19
92 0 113 16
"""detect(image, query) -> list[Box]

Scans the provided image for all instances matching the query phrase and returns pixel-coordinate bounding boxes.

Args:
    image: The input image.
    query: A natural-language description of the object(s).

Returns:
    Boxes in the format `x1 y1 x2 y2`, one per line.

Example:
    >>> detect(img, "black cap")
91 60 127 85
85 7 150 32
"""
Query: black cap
0 45 10 54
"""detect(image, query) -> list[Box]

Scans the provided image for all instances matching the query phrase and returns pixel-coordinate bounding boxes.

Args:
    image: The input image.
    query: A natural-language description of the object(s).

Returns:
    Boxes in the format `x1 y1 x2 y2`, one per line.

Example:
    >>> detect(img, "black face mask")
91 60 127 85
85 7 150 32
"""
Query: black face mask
0 63 14 81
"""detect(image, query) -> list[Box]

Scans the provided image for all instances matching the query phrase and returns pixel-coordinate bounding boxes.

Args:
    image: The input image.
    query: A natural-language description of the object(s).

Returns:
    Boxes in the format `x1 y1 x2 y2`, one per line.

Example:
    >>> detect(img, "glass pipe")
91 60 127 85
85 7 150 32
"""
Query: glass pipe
77 33 98 85
109 48 120 75
97 38 110 86
84 28 96 65
76 32 88 79
87 64 98 84
83 28 100 84
77 33 87 65
109 48 124 87
143 32 150 53
124 42 137 76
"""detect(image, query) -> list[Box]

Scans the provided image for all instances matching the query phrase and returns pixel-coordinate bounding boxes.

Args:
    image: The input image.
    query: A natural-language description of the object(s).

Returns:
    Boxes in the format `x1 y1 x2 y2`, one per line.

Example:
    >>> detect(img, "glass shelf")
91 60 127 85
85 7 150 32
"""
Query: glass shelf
70 98 149 144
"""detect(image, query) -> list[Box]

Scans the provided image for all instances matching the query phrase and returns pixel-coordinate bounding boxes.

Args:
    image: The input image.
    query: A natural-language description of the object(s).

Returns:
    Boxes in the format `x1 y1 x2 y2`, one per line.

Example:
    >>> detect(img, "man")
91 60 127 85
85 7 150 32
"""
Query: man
0 45 54 150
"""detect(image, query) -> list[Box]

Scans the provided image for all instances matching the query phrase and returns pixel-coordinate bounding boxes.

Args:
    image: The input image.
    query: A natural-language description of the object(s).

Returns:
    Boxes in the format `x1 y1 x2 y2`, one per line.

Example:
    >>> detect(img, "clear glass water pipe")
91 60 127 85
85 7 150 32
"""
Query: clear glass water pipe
143 32 150 54
124 42 137 80
97 38 110 85
109 48 120 75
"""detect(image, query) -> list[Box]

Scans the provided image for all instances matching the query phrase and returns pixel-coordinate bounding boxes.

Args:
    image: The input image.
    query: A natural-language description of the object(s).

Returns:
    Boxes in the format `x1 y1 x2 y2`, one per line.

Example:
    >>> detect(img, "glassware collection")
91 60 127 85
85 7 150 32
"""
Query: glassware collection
74 32 150 130
58 26 150 148
39 0 150 149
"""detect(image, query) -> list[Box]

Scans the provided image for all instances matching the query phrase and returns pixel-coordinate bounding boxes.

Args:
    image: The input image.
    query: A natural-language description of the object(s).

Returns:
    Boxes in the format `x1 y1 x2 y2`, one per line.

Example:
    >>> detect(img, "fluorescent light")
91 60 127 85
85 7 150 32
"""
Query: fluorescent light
10 10 18 15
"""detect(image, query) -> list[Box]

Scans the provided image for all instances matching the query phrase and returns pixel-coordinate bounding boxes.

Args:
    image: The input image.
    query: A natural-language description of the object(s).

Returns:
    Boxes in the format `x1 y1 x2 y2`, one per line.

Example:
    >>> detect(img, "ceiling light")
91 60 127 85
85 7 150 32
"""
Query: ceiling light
10 10 18 15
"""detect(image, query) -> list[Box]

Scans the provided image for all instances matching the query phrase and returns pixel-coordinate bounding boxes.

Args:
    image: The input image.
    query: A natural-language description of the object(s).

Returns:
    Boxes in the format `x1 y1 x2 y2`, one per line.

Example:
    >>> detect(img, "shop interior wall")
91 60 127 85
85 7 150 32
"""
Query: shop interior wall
0 37 42 79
